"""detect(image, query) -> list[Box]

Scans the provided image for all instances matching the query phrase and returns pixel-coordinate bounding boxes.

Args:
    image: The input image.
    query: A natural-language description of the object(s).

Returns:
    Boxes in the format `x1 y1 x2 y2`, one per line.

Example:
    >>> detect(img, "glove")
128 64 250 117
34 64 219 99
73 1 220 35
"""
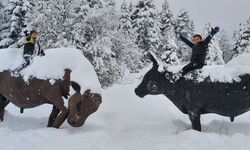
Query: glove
211 26 220 36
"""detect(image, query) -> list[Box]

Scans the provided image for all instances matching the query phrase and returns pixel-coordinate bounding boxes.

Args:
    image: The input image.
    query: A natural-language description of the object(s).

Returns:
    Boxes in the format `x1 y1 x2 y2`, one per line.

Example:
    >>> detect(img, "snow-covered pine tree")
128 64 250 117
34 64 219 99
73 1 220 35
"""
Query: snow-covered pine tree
203 23 225 65
83 6 144 87
128 2 133 14
87 0 103 8
0 1 4 28
161 35 179 66
159 0 174 34
103 0 116 7
218 29 233 63
112 31 144 74
131 0 160 54
118 1 132 36
232 17 250 58
175 9 195 63
82 7 123 87
0 0 32 48
29 0 91 49
158 0 178 65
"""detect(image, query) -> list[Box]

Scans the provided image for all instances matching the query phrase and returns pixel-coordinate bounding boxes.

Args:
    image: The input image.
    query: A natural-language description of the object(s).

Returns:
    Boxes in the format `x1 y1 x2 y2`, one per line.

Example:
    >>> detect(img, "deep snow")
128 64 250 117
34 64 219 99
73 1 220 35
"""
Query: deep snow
1 82 250 150
1 49 250 150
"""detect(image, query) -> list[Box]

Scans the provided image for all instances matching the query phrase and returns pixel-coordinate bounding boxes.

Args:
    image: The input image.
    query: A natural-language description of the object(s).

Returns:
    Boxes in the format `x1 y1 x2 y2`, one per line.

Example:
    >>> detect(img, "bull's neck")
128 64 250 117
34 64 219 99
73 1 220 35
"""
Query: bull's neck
159 73 178 100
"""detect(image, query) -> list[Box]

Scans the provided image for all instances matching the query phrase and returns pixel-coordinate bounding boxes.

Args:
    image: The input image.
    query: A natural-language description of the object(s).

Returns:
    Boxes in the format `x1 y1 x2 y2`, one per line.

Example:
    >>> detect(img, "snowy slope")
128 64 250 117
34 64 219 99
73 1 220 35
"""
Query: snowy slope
1 81 250 150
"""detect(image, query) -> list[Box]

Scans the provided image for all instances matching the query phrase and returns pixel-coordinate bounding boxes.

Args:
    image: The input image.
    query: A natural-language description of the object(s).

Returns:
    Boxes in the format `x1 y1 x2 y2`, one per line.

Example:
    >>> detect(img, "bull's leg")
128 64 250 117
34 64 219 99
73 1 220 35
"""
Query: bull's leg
188 109 201 131
0 95 10 121
50 98 68 128
230 117 234 122
47 105 60 127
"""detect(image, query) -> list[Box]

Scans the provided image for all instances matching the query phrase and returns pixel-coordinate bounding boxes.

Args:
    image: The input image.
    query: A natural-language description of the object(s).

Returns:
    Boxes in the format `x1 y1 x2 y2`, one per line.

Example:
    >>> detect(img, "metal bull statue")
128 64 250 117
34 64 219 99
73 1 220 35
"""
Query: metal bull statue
0 69 102 128
135 54 250 131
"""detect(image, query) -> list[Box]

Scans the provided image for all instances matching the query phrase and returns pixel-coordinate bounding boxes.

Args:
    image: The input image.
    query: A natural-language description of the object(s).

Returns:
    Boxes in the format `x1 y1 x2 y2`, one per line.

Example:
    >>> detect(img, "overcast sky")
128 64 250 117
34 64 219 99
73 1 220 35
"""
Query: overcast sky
117 0 250 36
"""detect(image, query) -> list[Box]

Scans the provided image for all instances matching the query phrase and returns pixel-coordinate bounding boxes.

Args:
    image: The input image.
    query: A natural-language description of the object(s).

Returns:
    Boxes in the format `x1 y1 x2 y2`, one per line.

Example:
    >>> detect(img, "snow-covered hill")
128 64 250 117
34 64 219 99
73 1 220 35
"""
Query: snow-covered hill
1 81 250 150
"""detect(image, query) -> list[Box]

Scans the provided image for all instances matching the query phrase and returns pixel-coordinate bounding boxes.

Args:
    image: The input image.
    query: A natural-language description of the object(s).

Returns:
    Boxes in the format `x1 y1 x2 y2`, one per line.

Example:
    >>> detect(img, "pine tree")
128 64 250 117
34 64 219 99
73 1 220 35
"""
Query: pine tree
118 1 132 36
103 0 116 7
175 9 195 63
218 29 233 63
232 17 250 58
131 0 160 53
128 2 133 14
161 35 179 66
203 23 225 65
29 0 91 49
87 0 103 8
0 0 32 48
159 0 174 34
82 7 124 87
158 0 179 65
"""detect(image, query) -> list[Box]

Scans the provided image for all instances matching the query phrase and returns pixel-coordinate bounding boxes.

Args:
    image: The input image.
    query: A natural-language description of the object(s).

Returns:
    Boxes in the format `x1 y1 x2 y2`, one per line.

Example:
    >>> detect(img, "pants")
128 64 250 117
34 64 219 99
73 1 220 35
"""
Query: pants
181 62 204 76
24 55 31 66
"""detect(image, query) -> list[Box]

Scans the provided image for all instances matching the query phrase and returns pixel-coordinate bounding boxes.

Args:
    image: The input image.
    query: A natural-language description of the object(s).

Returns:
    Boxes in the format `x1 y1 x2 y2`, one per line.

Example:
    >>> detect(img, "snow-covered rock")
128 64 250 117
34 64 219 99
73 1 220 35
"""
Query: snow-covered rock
0 48 102 94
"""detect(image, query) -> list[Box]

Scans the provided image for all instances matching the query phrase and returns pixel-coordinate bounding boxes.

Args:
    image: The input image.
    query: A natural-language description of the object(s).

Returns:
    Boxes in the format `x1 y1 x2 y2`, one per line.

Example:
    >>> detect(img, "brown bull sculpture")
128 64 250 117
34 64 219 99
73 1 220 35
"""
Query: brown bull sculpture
0 69 102 128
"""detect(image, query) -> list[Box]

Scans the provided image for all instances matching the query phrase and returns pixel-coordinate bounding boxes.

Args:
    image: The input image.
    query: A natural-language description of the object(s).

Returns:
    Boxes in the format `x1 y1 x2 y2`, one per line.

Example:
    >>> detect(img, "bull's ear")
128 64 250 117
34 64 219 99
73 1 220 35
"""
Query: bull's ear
71 81 81 93
147 52 158 67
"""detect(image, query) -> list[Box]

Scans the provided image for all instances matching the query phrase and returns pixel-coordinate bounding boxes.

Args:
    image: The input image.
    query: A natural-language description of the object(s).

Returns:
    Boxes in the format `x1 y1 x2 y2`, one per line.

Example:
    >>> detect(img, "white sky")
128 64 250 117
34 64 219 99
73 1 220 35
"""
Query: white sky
117 0 250 36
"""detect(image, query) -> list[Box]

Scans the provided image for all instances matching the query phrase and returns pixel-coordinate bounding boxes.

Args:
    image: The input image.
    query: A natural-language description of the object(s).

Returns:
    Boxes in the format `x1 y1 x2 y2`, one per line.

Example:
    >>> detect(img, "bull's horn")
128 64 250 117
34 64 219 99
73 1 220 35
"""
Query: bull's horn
147 51 158 67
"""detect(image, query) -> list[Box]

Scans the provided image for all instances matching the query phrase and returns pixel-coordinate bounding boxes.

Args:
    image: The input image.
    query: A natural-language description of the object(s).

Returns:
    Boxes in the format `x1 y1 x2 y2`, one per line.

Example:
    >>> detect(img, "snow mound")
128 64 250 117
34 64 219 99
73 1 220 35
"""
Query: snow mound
165 54 250 83
0 48 102 93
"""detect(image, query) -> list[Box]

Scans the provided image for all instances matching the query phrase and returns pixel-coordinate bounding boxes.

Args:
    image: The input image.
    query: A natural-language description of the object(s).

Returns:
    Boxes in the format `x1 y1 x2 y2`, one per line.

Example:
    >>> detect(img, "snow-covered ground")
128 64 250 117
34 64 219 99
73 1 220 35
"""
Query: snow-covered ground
1 48 250 150
1 81 250 150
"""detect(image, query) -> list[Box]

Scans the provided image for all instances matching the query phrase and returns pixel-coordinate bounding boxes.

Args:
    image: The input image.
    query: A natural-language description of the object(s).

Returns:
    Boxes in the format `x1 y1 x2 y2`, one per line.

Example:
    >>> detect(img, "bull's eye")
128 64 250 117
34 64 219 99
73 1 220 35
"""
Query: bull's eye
146 80 158 93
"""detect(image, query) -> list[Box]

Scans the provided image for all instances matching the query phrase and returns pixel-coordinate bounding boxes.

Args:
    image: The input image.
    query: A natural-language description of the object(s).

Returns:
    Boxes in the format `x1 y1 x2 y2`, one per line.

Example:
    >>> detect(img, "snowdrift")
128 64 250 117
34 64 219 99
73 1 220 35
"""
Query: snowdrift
0 48 102 94
164 54 250 83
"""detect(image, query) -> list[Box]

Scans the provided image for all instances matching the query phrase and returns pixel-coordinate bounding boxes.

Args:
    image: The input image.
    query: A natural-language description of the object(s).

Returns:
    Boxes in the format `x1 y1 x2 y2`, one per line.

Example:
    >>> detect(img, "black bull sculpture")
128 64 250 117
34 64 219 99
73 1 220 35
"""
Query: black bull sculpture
135 54 250 131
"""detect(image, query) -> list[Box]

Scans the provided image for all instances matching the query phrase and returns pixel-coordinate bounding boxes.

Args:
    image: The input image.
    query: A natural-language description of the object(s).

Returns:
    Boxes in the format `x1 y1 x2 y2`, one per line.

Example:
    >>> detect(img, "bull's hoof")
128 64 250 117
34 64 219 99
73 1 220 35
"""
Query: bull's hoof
230 117 234 122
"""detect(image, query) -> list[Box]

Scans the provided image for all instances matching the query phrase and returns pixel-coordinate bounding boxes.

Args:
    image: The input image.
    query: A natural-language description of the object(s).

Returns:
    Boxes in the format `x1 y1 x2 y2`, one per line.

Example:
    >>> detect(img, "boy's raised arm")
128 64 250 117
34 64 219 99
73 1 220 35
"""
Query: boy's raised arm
179 33 195 48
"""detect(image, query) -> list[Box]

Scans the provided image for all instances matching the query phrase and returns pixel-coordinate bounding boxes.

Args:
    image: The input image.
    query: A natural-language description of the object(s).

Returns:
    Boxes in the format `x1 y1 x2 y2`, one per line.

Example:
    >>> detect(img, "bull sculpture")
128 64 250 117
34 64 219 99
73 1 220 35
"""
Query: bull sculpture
135 54 250 131
0 69 102 128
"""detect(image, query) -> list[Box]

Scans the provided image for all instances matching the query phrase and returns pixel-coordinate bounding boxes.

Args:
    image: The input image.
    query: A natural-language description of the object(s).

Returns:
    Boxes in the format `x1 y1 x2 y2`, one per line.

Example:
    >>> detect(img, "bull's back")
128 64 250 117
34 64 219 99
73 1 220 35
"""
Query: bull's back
179 75 250 117
0 71 51 108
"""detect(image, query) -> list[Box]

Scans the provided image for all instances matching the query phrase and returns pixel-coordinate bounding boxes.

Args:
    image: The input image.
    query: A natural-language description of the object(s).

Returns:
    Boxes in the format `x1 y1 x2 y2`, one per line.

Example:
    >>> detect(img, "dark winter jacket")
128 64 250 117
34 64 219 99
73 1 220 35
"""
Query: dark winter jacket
23 37 36 56
23 37 44 57
180 34 213 65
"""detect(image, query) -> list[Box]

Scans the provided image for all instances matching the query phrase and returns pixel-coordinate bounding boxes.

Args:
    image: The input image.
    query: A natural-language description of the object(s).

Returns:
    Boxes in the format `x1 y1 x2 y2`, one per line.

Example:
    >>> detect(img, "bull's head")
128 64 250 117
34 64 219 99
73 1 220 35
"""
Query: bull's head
135 53 167 98
67 81 102 127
